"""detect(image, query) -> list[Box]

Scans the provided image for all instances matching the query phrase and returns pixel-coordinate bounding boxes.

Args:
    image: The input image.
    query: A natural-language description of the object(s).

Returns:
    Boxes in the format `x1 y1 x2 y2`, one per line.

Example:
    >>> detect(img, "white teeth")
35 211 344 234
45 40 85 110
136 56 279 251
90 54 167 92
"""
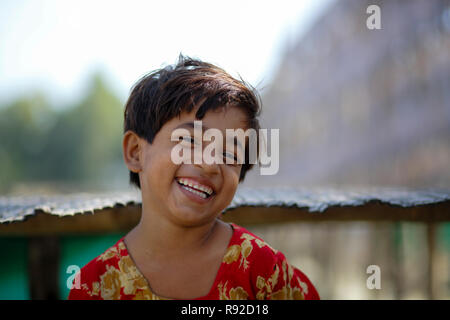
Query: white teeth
181 185 207 199
177 178 213 196
197 184 212 195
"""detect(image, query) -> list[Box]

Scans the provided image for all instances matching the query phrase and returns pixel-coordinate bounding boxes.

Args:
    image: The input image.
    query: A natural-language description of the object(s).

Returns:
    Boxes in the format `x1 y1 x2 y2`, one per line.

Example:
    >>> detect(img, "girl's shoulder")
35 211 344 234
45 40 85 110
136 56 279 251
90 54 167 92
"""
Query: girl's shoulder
67 236 128 300
228 223 280 255
86 236 128 272
225 223 320 300
224 223 282 274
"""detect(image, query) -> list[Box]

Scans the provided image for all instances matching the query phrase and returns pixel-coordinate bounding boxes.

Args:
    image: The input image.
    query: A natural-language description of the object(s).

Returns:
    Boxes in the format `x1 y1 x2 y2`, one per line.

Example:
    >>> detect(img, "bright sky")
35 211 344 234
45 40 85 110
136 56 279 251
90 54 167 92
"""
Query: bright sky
0 0 332 106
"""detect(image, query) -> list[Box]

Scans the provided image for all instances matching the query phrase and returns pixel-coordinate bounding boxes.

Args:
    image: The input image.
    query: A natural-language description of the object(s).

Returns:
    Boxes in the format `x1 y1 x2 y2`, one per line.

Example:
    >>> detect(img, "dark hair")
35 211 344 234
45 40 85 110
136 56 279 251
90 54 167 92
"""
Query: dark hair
124 54 261 189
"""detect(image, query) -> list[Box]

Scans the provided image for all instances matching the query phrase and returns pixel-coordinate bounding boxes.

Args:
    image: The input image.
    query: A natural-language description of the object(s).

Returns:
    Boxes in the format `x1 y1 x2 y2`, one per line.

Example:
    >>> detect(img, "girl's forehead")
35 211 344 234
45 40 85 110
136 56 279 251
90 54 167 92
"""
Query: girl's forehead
178 105 249 130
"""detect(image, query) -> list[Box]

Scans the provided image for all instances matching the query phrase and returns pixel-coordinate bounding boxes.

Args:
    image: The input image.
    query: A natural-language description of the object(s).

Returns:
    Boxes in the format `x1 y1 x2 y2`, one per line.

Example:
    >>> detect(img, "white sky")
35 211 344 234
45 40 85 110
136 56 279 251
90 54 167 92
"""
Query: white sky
0 0 332 106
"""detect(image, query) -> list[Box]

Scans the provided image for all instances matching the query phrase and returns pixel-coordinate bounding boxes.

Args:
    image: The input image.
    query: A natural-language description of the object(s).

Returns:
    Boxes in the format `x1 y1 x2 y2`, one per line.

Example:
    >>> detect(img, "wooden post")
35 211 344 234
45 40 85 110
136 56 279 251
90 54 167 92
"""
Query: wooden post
392 222 403 299
27 236 60 299
426 222 436 300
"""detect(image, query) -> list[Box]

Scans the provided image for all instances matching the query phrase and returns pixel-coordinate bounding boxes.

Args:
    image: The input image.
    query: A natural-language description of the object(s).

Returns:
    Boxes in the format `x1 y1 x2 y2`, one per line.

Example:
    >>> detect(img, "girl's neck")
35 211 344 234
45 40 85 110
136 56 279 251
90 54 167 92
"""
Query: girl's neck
126 210 221 261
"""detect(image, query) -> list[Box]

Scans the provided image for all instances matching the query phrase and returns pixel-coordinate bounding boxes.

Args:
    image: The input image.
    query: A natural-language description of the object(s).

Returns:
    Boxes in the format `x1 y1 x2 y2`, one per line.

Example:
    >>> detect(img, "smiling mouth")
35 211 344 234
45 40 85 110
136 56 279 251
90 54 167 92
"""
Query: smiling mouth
175 178 215 199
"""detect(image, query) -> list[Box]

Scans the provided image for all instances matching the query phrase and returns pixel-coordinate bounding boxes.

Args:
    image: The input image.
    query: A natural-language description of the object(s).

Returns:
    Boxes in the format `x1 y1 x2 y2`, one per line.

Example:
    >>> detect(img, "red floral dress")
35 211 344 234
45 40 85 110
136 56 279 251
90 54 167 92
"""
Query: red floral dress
68 223 320 300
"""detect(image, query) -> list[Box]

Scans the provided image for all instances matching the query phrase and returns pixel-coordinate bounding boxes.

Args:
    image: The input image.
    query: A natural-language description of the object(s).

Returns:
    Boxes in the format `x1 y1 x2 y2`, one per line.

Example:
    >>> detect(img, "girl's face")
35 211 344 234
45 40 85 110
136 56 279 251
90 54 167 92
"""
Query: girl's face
136 106 248 227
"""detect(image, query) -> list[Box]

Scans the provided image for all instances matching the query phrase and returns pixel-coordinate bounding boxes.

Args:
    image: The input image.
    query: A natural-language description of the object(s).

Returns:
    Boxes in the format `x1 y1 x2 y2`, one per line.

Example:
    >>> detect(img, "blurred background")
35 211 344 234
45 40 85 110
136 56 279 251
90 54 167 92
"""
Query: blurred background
0 0 449 299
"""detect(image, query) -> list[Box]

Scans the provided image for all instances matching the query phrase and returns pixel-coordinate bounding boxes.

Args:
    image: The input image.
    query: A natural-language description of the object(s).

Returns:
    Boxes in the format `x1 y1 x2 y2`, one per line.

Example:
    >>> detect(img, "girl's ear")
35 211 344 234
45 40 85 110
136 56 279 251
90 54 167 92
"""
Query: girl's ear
123 131 143 173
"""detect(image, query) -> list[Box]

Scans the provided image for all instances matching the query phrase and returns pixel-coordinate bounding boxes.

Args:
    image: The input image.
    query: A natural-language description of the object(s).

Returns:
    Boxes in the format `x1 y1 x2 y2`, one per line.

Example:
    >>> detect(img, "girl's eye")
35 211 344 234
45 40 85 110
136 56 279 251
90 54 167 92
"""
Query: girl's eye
223 152 239 165
179 136 195 145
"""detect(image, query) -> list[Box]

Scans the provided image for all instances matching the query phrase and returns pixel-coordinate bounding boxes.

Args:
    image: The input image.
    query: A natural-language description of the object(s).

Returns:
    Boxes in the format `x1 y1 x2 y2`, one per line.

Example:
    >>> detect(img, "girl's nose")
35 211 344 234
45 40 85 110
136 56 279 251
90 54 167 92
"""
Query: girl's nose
195 156 221 175
193 139 222 175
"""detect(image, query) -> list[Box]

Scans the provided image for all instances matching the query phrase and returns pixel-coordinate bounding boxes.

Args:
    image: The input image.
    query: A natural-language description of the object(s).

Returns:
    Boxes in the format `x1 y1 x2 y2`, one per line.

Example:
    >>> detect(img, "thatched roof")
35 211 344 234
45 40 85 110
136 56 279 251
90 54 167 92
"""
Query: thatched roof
0 187 449 235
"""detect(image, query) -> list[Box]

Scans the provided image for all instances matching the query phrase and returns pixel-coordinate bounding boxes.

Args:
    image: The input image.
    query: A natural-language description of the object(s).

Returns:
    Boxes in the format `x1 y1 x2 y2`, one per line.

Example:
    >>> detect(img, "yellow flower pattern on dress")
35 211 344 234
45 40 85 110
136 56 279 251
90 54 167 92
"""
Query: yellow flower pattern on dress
270 260 305 300
255 263 280 300
223 245 241 264
222 233 277 271
68 223 319 300
218 281 248 300
97 245 118 262
99 265 122 300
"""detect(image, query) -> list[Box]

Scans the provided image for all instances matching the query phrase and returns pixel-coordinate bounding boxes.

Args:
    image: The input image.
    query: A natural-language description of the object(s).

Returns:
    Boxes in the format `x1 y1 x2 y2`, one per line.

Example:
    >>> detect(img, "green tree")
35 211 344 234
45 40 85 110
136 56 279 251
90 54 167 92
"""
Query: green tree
0 93 56 191
0 72 127 193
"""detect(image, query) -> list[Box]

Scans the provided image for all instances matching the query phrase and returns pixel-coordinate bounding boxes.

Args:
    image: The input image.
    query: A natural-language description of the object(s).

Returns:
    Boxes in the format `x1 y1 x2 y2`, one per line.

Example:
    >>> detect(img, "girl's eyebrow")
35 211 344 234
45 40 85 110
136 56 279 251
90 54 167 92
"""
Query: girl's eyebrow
175 121 206 130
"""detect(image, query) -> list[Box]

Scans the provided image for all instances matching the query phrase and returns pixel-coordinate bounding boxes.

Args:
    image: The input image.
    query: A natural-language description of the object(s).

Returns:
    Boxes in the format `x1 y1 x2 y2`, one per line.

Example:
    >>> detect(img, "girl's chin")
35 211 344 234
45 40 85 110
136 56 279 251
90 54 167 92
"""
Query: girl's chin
169 206 216 227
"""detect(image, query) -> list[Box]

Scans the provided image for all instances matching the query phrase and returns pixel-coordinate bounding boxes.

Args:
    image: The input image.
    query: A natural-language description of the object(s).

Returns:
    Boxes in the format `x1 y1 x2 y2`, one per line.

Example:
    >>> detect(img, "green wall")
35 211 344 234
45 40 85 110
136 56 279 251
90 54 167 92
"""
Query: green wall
59 233 125 299
0 233 125 300
0 237 29 299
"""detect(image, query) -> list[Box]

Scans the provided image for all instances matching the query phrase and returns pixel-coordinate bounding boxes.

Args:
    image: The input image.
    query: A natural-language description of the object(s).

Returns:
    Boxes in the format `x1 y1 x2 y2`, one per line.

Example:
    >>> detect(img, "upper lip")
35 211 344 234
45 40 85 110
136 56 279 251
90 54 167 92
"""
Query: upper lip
176 176 216 195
